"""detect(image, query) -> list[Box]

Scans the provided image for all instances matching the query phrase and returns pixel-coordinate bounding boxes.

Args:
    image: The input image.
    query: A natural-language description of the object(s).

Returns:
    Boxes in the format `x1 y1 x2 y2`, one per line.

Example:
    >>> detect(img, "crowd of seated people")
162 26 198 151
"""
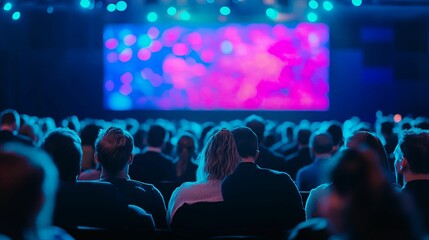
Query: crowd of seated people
1 108 429 239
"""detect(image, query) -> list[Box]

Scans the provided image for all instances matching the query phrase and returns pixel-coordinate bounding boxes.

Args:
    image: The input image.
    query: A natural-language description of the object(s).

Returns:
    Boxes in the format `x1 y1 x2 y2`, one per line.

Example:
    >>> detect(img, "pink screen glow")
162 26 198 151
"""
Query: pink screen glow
103 23 329 111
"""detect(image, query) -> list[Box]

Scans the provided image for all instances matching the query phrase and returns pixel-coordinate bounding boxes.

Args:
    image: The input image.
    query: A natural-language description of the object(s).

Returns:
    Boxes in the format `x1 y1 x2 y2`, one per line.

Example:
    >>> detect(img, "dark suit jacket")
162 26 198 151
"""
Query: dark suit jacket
0 130 33 146
221 162 306 232
402 180 429 232
129 150 176 184
284 147 312 180
54 181 155 230
256 145 288 173
101 178 167 229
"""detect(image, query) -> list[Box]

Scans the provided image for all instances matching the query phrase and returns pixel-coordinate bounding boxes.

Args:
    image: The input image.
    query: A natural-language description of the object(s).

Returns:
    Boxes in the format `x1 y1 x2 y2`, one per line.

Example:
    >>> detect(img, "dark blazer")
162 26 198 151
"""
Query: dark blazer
221 162 306 232
54 181 155 230
101 178 168 229
402 180 429 232
256 145 288 173
0 130 33 146
129 150 176 184
284 147 312 180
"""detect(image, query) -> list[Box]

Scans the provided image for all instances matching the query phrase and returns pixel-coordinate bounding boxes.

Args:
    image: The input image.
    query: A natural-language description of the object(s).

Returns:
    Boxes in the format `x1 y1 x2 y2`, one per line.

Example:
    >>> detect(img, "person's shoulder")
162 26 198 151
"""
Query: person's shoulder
257 166 294 182
160 153 174 162
127 179 158 190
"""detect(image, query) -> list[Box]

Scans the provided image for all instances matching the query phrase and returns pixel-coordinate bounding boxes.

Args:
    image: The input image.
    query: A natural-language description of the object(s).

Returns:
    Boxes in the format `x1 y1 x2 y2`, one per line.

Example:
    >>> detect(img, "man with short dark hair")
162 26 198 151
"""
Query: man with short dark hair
130 124 176 184
41 128 155 230
0 109 33 145
96 126 167 229
296 132 334 191
221 127 305 233
244 115 288 173
395 129 429 232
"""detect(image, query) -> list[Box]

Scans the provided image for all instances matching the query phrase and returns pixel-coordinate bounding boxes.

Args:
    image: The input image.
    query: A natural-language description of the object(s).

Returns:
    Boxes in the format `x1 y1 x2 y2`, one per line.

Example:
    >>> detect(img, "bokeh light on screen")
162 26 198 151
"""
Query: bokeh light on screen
104 23 329 110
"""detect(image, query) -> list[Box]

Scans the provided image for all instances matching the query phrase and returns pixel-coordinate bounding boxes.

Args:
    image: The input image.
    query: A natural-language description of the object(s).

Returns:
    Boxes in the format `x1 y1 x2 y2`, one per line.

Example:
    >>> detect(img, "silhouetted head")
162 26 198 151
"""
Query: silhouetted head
296 127 312 146
327 121 343 150
0 109 20 134
41 128 82 182
310 132 334 156
395 129 429 178
231 126 259 160
147 124 166 148
95 127 134 175
80 123 103 146
345 131 389 172
196 129 241 181
245 115 265 143
0 143 58 239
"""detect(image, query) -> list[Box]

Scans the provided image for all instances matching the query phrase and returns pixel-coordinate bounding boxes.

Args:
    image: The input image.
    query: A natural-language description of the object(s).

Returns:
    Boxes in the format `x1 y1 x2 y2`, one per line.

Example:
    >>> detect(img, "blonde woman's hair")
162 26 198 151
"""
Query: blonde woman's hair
196 128 240 182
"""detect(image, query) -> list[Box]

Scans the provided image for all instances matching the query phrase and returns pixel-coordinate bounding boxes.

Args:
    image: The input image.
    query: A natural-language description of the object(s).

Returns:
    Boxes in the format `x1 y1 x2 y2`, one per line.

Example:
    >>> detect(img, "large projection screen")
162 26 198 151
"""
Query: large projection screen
103 23 329 111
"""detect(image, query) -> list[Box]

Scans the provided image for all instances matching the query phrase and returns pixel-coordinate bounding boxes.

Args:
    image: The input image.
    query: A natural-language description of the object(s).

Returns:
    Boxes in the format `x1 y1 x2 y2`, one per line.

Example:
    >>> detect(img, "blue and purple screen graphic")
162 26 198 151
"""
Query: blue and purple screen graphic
104 23 329 110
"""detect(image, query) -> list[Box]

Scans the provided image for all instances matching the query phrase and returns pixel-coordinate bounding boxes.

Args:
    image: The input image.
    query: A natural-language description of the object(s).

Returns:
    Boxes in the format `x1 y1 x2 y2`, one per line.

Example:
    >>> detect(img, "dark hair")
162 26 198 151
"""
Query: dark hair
331 149 373 196
231 126 258 158
95 127 134 174
0 109 20 129
327 121 343 146
296 128 312 145
80 123 102 146
176 133 197 177
397 128 429 174
41 128 82 181
245 115 265 143
310 132 333 154
345 131 390 171
0 144 58 240
147 124 166 147
0 151 44 238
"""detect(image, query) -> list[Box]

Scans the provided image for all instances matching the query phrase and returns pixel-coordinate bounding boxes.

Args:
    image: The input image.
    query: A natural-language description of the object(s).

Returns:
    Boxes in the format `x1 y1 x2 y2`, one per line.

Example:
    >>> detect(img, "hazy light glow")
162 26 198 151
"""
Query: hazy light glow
352 0 362 6
116 1 127 11
12 11 20 20
323 1 333 11
309 0 319 9
180 11 191 21
3 2 12 11
220 6 231 16
47 6 54 13
80 0 90 8
307 12 318 22
167 7 177 16
147 12 158 22
107 3 116 12
266 8 279 19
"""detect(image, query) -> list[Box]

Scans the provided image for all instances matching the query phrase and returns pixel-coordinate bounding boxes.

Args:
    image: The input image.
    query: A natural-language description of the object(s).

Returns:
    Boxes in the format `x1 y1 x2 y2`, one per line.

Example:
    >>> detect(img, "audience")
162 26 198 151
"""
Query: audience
395 129 429 233
222 126 305 233
130 124 176 184
95 126 167 229
4 109 429 238
0 109 33 146
174 133 198 183
0 143 72 240
41 128 155 230
167 128 241 225
296 132 335 191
